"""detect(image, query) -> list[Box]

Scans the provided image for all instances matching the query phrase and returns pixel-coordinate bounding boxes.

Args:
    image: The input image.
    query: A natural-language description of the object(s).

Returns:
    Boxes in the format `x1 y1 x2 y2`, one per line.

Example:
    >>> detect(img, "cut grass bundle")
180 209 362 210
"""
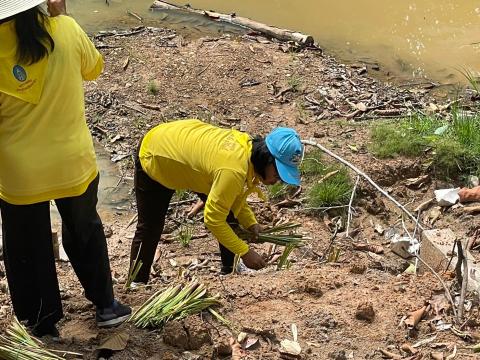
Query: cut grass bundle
237 222 305 247
0 318 82 359
130 278 220 328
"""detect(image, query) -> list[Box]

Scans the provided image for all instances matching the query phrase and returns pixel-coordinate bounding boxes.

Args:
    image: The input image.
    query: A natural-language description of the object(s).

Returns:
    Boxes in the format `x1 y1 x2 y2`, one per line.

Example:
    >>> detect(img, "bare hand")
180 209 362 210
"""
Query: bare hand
248 223 262 243
187 199 204 218
241 249 266 270
47 0 67 16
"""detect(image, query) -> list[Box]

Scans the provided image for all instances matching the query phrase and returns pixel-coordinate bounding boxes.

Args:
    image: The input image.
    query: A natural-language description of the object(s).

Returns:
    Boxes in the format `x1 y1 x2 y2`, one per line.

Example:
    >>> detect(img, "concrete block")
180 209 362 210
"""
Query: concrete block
420 229 480 293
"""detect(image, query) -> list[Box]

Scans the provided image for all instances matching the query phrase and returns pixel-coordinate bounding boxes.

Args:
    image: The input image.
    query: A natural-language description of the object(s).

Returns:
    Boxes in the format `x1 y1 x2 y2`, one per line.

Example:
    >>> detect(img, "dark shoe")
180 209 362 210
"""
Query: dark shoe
96 300 131 328
32 323 59 338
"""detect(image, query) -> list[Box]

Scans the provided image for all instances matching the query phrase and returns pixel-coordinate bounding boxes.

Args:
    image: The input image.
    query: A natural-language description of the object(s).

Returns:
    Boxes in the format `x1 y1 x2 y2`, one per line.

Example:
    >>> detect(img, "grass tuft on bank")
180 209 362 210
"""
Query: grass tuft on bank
300 149 352 208
370 108 480 177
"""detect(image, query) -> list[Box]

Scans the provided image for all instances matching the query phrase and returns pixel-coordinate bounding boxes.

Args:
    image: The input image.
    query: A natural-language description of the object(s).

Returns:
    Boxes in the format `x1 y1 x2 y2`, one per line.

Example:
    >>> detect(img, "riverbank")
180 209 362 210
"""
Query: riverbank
0 25 478 359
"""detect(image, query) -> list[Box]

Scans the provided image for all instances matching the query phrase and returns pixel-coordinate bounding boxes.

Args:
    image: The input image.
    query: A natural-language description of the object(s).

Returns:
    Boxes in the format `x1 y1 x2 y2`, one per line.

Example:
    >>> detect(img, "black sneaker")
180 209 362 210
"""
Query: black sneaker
96 300 131 328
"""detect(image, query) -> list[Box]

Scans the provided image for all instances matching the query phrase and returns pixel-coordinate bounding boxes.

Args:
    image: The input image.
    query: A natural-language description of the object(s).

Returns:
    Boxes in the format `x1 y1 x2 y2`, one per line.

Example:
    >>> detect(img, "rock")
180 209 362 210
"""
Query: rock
302 280 323 297
349 264 366 274
420 229 480 292
163 317 211 350
355 302 375 323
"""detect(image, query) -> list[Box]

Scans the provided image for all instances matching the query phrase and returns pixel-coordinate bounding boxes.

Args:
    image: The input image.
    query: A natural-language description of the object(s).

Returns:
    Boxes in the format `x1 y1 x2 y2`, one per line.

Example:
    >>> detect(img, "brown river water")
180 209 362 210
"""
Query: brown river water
67 0 480 85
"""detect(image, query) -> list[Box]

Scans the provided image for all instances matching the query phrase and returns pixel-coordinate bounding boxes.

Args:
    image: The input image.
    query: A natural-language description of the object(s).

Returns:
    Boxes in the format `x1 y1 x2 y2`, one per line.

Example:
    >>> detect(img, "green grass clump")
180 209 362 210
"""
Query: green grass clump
147 80 159 95
308 167 352 207
301 149 324 176
369 109 480 177
178 224 193 247
369 121 426 158
267 182 288 200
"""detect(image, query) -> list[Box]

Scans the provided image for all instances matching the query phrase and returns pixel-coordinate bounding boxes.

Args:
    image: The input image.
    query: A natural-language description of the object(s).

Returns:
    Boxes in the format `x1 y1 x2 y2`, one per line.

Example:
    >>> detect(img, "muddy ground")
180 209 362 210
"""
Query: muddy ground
0 27 479 359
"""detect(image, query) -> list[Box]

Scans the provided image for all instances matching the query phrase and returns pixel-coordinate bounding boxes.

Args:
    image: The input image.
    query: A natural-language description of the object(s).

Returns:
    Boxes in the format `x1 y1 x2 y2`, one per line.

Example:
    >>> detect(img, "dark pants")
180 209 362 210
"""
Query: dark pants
0 175 114 328
130 153 237 283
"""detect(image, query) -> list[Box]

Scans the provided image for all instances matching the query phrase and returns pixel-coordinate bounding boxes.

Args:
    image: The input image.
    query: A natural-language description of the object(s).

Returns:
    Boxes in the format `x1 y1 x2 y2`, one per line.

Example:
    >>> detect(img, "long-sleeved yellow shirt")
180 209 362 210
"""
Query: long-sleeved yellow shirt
139 119 261 256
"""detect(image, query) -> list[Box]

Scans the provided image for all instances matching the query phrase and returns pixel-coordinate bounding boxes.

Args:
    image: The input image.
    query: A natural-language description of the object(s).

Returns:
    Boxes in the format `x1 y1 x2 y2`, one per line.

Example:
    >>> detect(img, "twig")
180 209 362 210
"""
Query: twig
457 240 468 323
302 139 424 230
346 176 360 238
414 254 457 318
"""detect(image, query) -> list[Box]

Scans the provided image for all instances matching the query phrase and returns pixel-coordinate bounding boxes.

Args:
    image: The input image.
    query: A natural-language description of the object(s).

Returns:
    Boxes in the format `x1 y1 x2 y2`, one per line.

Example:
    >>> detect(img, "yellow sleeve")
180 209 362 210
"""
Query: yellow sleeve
234 201 258 230
203 169 249 256
70 17 104 80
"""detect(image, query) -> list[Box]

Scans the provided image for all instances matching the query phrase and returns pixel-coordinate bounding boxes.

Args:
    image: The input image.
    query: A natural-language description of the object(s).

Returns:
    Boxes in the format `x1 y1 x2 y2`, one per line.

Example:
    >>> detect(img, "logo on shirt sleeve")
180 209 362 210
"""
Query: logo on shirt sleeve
12 65 27 82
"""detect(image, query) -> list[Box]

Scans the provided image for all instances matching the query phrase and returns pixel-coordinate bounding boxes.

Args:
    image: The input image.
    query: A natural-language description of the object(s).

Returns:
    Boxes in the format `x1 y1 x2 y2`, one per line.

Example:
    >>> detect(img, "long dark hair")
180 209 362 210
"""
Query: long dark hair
7 6 55 65
251 136 275 179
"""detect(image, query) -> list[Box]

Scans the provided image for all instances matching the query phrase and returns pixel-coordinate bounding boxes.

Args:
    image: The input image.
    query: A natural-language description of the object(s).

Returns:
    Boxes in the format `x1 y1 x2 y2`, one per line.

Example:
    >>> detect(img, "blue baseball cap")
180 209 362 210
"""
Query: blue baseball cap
265 127 303 186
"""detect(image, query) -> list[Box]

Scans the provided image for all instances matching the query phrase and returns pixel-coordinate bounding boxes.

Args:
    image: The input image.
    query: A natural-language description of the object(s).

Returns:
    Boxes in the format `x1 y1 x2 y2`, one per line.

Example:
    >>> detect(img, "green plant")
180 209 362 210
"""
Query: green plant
129 278 220 329
301 149 324 176
178 224 193 247
288 74 302 92
0 318 82 359
277 244 295 270
369 122 426 158
175 189 189 201
267 182 288 200
458 67 480 96
369 110 480 177
147 80 159 95
237 222 305 247
308 168 352 207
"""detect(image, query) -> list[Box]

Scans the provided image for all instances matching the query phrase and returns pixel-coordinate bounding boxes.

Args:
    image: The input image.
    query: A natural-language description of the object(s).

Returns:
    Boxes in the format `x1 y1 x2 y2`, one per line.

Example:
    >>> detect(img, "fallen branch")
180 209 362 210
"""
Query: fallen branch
346 176 360 238
414 254 457 319
302 139 424 230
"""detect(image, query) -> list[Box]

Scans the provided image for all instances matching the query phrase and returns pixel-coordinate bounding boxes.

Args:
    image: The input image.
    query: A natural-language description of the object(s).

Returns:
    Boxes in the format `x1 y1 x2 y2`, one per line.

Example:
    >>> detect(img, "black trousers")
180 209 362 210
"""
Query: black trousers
130 153 237 283
0 175 114 328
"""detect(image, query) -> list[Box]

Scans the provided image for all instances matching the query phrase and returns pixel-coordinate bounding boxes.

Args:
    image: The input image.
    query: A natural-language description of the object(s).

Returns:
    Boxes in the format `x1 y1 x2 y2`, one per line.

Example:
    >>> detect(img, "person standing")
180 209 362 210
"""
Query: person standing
0 0 130 337
129 119 303 283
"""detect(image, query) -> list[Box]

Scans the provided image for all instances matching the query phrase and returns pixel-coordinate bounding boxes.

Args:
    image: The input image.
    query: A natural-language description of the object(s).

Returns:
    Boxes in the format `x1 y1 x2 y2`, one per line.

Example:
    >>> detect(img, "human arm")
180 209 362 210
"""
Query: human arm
47 0 67 16
204 170 266 269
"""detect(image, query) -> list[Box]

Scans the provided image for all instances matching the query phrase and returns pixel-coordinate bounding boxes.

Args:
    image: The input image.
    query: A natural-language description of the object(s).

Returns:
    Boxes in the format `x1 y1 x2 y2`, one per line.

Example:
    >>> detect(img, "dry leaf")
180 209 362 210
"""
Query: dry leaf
98 330 129 351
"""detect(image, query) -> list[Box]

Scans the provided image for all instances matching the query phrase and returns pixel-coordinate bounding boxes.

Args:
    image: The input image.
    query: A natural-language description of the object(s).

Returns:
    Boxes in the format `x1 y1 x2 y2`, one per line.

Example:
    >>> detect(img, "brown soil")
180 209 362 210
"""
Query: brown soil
0 27 478 360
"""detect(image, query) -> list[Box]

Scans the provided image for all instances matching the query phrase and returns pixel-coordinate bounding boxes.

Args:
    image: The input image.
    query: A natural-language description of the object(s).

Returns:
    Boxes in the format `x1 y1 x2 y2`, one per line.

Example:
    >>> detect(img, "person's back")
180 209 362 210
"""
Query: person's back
0 0 130 337
140 119 251 195
0 15 101 204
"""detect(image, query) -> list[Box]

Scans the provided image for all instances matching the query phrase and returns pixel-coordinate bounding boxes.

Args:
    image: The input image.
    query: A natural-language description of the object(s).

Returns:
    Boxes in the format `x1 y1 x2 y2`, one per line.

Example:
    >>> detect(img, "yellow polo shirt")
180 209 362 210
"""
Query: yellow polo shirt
0 15 103 204
140 120 261 256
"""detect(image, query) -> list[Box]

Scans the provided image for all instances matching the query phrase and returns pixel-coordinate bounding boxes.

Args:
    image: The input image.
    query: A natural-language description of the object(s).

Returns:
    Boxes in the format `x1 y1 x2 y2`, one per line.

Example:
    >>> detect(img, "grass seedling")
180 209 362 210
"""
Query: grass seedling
178 224 193 247
458 67 480 96
126 250 143 290
267 182 288 200
308 168 352 207
327 246 341 263
147 80 159 95
301 149 324 176
277 244 295 270
287 74 302 92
